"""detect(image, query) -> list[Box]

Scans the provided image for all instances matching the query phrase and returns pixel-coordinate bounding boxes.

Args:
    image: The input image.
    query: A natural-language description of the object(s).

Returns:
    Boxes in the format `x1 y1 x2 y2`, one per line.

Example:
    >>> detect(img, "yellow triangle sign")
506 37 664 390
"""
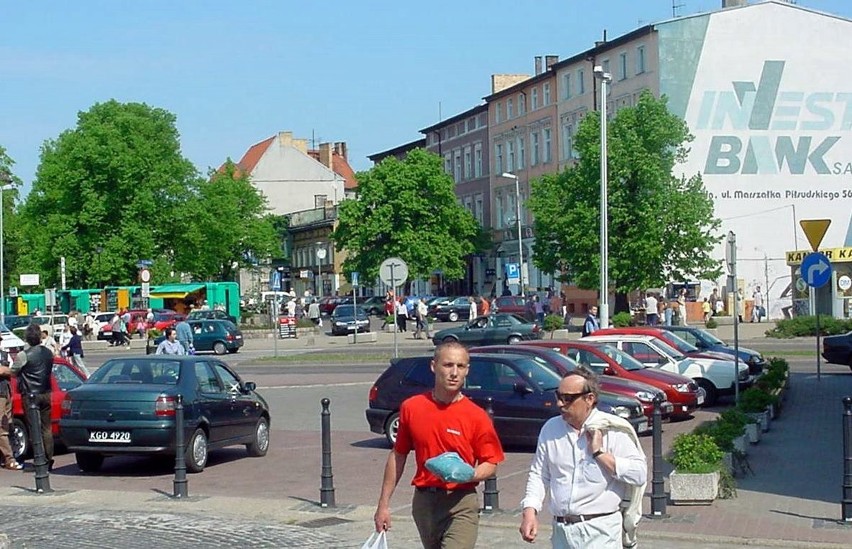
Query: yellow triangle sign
799 219 831 251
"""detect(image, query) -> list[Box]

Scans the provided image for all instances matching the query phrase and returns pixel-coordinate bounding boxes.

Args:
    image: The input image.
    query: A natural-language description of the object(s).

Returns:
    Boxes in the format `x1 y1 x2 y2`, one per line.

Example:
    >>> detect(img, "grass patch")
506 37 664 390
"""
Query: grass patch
760 349 817 357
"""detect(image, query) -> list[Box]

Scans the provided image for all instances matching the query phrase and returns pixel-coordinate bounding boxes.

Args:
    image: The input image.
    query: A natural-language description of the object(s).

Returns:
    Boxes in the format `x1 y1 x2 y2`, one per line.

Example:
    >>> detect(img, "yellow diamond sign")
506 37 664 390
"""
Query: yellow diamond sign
799 219 831 252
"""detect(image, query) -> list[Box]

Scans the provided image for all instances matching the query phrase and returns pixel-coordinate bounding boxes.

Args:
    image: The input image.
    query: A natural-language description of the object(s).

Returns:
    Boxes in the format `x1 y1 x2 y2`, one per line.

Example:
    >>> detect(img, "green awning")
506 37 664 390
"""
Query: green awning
148 283 206 299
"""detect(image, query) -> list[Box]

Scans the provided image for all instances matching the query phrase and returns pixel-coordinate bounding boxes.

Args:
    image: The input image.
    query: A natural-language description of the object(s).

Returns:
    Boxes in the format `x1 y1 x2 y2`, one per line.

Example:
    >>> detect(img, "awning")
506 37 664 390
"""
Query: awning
148 283 206 299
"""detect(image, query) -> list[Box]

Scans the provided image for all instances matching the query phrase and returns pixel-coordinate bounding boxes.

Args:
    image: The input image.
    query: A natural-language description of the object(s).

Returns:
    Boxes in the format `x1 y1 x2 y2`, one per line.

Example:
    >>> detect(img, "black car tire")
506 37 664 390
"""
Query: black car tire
696 379 718 407
213 341 227 355
228 348 238 354
76 452 104 473
448 311 459 322
11 418 28 460
186 428 209 473
508 335 522 344
384 412 400 446
246 417 270 457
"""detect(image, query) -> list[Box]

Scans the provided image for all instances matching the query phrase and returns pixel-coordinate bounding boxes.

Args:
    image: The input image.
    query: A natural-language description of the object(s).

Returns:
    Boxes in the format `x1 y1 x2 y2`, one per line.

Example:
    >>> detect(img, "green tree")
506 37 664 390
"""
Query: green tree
18 100 199 287
331 148 479 284
529 92 721 311
0 146 23 293
176 161 281 281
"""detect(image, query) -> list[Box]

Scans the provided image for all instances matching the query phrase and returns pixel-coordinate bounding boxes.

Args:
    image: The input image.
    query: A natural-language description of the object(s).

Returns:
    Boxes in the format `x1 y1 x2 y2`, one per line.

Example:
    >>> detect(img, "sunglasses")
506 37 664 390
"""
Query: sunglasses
554 390 590 404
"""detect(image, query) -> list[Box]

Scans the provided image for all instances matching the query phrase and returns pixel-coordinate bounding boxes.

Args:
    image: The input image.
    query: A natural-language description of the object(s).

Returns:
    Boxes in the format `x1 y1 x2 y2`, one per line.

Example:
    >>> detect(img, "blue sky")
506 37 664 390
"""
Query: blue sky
2 0 850 193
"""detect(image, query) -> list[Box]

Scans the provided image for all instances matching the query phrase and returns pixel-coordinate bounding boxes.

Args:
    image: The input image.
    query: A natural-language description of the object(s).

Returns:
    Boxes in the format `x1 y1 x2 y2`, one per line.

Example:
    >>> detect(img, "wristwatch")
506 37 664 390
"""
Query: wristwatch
592 449 605 459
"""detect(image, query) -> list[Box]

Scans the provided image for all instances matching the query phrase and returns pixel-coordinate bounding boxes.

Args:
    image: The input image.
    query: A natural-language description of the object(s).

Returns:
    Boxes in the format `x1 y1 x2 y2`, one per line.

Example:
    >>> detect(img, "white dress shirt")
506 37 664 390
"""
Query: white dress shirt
521 408 647 517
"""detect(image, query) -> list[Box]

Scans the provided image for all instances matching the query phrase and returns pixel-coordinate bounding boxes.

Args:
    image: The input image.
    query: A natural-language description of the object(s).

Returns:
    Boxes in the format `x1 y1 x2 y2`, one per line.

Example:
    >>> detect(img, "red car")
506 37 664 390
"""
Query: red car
493 295 527 317
9 356 88 460
524 341 702 418
471 344 672 426
152 310 186 331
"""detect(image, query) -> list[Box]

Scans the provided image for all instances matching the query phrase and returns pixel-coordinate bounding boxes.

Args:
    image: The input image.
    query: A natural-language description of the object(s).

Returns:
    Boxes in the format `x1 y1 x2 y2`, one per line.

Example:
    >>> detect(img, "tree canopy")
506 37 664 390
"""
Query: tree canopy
528 92 721 304
0 146 23 293
331 148 479 283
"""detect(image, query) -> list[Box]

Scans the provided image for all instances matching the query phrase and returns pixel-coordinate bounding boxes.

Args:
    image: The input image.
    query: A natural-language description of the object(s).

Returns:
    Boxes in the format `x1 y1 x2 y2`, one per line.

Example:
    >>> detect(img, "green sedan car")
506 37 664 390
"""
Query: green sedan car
148 320 244 355
431 313 543 346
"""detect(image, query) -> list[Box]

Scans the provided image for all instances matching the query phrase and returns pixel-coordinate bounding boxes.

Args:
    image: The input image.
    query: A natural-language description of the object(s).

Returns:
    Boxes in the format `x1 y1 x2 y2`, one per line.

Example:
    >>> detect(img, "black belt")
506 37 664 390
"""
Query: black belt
555 510 618 524
415 487 475 495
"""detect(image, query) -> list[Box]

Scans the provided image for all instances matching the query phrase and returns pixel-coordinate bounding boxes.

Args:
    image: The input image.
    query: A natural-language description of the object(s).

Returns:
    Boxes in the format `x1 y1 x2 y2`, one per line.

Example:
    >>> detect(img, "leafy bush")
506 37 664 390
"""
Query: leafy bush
543 314 564 336
147 328 163 339
296 317 317 328
738 387 778 413
705 317 718 329
611 311 634 327
767 357 789 374
765 316 852 338
693 415 745 453
670 433 723 474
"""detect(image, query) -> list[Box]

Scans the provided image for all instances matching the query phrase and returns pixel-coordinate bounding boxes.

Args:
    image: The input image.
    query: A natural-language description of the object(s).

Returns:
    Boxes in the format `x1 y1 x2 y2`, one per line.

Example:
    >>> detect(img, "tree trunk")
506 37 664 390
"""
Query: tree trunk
614 292 631 316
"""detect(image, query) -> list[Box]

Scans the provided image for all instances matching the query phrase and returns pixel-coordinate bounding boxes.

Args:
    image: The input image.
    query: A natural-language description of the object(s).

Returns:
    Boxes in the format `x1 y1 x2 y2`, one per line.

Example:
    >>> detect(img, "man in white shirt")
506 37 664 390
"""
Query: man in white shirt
519 369 647 548
644 293 659 326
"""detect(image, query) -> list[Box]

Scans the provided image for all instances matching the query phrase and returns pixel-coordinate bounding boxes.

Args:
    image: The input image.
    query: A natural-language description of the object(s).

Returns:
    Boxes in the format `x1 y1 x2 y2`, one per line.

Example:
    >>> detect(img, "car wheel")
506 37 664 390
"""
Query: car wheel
75 452 104 473
448 312 459 322
442 336 458 344
246 417 270 457
384 412 400 446
213 341 227 355
696 379 718 407
507 335 522 344
11 418 28 460
186 428 209 473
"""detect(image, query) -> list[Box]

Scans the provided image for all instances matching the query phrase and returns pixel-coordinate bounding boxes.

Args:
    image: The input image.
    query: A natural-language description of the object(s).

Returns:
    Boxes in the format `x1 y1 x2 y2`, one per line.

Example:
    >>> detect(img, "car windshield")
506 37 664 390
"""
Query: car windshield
665 331 699 354
334 305 363 317
529 351 579 375
695 329 725 345
154 313 174 321
512 357 563 391
653 339 685 360
88 359 181 385
0 323 9 332
594 344 646 371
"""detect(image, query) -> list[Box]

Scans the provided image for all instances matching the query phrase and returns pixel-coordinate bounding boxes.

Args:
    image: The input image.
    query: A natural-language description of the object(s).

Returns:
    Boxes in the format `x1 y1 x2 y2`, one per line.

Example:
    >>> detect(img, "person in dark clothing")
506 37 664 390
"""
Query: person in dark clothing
12 324 55 469
61 325 89 377
0 335 22 470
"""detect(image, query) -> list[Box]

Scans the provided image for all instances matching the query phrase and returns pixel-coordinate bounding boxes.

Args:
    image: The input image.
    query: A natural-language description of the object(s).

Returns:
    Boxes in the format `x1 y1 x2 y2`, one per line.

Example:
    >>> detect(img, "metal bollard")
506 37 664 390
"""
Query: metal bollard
842 397 852 522
26 393 52 494
650 394 666 517
173 394 188 498
320 398 336 508
482 397 500 512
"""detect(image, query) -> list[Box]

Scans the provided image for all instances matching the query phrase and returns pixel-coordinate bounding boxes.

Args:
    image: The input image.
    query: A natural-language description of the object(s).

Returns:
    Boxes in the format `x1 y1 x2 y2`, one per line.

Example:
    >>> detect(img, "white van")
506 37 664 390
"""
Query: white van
0 323 26 356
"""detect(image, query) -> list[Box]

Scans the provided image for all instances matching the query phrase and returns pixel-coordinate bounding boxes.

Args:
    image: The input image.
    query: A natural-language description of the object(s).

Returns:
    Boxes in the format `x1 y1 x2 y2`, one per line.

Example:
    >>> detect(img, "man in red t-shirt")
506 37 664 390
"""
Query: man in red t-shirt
373 342 504 548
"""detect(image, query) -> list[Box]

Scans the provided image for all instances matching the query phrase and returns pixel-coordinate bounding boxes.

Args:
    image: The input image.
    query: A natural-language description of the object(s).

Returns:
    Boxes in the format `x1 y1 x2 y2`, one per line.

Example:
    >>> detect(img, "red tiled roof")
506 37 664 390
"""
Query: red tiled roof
231 136 274 176
307 150 358 190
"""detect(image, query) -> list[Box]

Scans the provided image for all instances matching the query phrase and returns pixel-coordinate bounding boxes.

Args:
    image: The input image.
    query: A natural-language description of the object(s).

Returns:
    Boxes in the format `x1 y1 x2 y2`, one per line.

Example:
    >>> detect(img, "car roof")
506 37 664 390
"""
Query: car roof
583 334 656 342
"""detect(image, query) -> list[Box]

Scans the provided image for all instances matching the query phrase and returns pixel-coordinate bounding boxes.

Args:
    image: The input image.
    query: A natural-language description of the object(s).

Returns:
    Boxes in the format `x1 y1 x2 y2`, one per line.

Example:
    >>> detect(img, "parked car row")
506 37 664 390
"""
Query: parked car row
148 320 244 355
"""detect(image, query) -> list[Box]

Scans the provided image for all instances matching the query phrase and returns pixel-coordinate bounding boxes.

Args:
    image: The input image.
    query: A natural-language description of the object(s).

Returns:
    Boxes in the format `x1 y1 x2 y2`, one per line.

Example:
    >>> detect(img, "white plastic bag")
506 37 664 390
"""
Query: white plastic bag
361 530 388 549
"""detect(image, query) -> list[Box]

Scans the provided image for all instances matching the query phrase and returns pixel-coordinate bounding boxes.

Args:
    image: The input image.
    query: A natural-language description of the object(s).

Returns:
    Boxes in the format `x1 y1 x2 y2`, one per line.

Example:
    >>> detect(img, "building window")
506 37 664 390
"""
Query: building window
453 150 462 182
495 192 504 228
475 195 483 224
507 98 514 119
464 147 472 180
578 69 585 94
444 153 452 174
619 52 628 81
602 59 610 74
563 73 571 99
543 128 552 163
495 143 503 174
518 93 526 115
314 194 327 208
561 122 575 161
531 131 540 166
531 88 539 110
474 144 483 178
517 135 525 170
636 45 646 74
543 83 551 105
495 101 503 123
507 140 515 172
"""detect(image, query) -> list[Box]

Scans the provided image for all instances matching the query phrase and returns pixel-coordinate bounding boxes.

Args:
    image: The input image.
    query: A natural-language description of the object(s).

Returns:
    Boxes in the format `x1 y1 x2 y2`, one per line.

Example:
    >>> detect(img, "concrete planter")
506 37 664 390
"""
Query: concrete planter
747 411 770 432
733 435 748 455
766 403 775 421
383 324 398 333
296 327 318 337
722 452 733 475
745 422 761 444
670 471 720 505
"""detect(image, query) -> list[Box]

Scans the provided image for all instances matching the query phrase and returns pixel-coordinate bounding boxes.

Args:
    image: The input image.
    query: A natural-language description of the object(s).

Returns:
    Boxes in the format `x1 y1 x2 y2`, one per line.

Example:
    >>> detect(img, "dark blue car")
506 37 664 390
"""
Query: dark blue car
661 325 766 374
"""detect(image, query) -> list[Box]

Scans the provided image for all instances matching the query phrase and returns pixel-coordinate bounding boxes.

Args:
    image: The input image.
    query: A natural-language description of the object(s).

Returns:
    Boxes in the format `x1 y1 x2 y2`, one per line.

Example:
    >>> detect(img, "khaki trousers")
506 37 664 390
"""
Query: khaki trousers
411 488 479 549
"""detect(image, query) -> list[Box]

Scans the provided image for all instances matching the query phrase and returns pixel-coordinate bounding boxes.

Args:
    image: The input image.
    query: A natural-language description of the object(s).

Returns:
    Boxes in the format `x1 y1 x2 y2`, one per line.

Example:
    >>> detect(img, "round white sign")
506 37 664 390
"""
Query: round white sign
316 248 327 260
140 268 151 283
379 257 409 288
838 275 852 291
795 277 807 293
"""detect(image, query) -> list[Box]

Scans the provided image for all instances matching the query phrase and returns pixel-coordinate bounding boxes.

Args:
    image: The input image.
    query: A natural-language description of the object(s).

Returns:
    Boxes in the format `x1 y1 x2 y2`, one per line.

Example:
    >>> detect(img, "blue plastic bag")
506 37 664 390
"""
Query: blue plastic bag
424 452 475 483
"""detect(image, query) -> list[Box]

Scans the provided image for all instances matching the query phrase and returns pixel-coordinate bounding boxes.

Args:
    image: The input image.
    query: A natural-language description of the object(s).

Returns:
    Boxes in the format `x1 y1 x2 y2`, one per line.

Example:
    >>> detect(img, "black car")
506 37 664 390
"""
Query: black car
822 331 852 369
434 297 478 322
366 353 646 447
660 325 766 374
60 356 270 473
149 320 244 355
187 309 238 324
329 305 371 336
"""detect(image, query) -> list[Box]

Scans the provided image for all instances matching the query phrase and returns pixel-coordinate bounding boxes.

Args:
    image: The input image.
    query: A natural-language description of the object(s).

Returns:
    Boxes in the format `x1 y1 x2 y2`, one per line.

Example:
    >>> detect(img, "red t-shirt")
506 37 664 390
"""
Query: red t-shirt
394 392 505 490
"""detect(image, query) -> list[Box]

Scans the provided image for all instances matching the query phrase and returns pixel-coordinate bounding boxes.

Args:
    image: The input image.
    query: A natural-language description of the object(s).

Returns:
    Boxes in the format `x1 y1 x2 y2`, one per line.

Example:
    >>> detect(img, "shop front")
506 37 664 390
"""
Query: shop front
785 246 852 319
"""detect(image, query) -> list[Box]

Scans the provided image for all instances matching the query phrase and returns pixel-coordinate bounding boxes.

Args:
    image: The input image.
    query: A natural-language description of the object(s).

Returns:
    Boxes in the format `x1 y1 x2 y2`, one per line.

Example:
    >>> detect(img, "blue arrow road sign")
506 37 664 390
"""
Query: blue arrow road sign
801 252 832 288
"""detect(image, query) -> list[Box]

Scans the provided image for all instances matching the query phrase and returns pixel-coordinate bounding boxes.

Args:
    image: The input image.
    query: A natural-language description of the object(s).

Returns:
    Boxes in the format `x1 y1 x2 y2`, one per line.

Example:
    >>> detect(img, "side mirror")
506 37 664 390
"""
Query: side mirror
603 366 615 376
513 382 534 395
242 381 257 392
658 357 668 366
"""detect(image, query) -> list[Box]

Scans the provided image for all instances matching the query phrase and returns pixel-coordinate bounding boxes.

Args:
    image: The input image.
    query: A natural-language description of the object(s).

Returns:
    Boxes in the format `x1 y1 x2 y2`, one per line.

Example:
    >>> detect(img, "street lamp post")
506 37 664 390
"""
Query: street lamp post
500 172 525 297
594 65 612 329
0 172 15 325
316 243 327 298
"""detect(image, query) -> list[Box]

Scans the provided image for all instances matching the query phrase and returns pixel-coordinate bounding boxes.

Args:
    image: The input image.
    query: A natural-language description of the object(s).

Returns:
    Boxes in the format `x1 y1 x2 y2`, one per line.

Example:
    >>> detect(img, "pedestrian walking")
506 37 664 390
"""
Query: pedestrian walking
677 289 689 326
155 328 186 355
61 325 90 377
644 292 658 326
414 299 432 340
175 319 194 354
534 295 545 324
308 300 321 326
702 298 712 323
372 342 505 548
736 288 745 323
519 368 647 548
396 297 408 332
582 306 600 337
751 285 764 322
468 296 478 320
0 337 23 470
12 324 56 470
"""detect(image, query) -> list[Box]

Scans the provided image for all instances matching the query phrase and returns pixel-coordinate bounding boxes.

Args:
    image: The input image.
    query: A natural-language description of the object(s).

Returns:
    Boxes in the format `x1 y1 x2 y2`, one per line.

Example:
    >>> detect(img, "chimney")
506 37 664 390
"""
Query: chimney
545 55 559 70
534 56 543 75
595 29 608 49
278 131 293 148
333 141 348 160
319 142 333 168
292 138 308 154
491 74 530 94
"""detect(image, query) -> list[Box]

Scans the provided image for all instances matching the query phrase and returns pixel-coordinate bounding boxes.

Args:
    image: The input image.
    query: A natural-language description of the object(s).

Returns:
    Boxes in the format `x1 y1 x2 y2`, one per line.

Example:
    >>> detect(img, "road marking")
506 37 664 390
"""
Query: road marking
259 381 374 389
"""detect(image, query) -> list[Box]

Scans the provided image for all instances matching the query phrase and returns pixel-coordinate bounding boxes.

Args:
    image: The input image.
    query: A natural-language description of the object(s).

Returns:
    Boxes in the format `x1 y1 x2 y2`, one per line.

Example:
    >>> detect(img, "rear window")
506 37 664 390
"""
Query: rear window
88 359 181 385
400 358 434 387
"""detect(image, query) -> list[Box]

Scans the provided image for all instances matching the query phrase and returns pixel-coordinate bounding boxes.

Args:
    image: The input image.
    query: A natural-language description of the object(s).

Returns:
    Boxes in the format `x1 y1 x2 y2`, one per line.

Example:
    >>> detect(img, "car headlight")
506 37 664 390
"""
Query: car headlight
612 406 632 419
634 391 655 402
747 355 759 364
334 322 346 327
674 383 692 393
739 368 749 381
